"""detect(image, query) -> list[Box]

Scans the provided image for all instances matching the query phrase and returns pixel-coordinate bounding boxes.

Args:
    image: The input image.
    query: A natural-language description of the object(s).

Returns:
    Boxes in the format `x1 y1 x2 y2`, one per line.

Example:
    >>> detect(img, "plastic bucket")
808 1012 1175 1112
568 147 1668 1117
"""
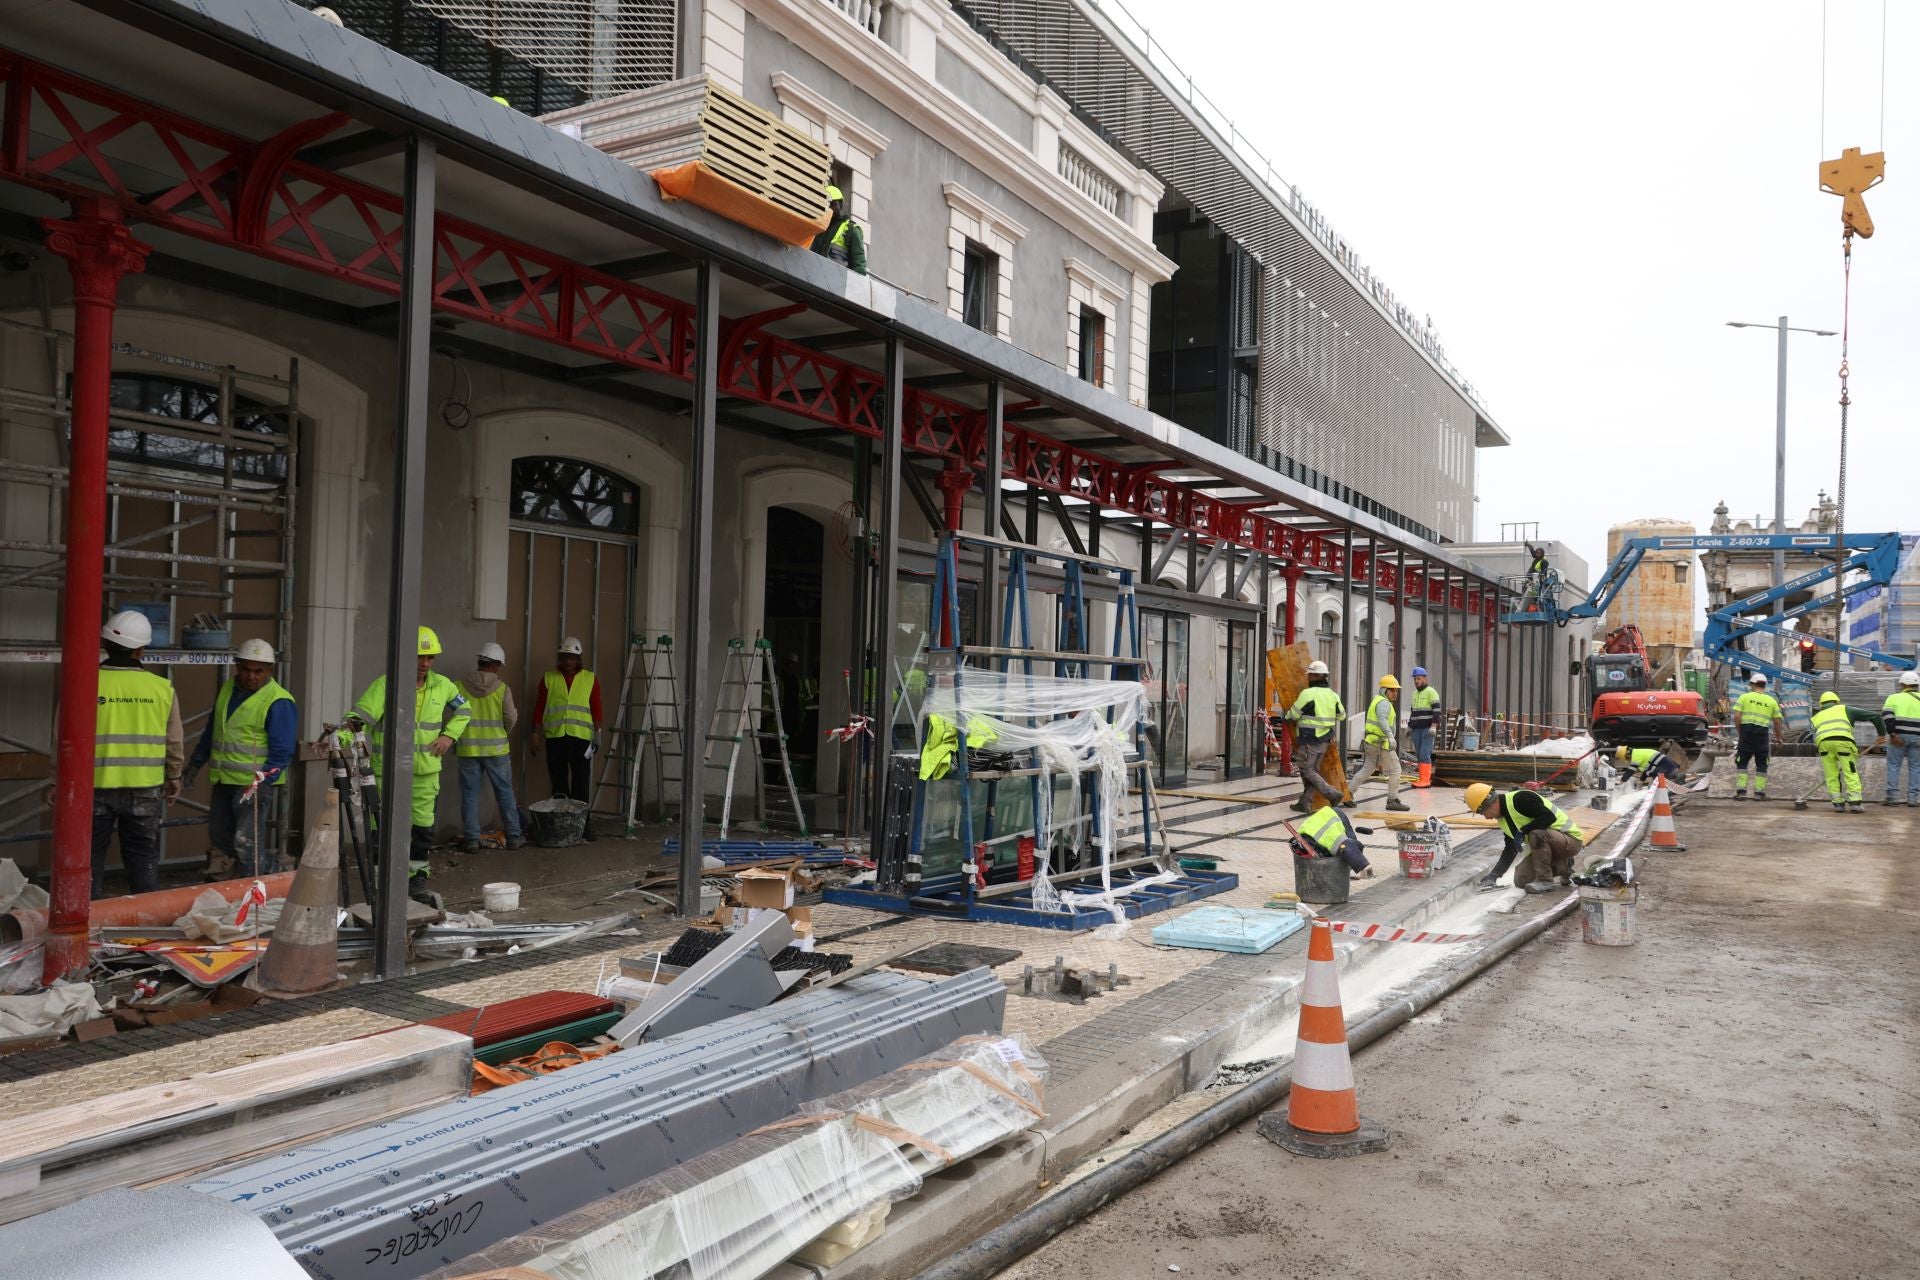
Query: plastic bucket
1398 847 1434 880
1293 853 1350 905
482 881 521 913
1579 884 1638 946
528 798 589 847
1460 731 1482 751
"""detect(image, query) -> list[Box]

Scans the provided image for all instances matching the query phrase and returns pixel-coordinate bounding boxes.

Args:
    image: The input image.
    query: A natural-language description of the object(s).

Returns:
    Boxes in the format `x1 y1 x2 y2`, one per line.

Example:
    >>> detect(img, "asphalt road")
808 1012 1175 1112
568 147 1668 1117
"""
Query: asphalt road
999 800 1920 1280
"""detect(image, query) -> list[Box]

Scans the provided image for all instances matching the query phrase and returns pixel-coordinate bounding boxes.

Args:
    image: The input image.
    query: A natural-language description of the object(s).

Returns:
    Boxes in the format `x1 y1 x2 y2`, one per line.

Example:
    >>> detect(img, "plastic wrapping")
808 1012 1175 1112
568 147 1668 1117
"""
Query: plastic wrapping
428 1034 1047 1280
923 667 1147 917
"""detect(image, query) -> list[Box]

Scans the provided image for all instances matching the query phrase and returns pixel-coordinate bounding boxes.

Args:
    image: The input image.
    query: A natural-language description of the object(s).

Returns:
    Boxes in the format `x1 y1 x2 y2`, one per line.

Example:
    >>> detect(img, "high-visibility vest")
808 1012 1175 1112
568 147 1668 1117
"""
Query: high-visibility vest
353 673 470 780
1625 747 1659 771
209 678 294 786
1735 691 1781 727
1811 702 1856 746
457 682 511 757
828 216 860 261
1882 689 1920 737
95 666 174 789
1498 790 1583 844
1291 685 1344 739
1296 805 1348 856
1408 684 1441 728
541 670 597 740
1365 694 1397 748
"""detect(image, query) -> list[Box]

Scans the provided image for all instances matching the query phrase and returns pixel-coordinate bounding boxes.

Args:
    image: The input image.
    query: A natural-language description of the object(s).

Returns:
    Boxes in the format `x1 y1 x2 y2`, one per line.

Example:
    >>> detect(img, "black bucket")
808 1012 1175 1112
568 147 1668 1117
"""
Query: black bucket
1293 853 1351 905
528 798 589 848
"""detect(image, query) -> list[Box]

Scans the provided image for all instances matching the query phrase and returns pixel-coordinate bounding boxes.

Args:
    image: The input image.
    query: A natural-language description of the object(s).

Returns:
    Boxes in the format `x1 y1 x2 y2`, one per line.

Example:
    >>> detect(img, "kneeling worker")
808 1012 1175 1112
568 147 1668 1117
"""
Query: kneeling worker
1291 803 1369 875
1286 660 1346 812
1613 744 1680 788
1811 690 1880 813
1467 781 1585 893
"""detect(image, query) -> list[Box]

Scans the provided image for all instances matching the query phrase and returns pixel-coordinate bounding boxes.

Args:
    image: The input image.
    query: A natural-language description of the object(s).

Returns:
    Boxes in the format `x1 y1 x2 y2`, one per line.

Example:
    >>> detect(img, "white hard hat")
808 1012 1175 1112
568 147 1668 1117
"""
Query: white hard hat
1749 673 1768 685
101 610 153 648
478 642 507 664
1901 671 1920 687
1305 660 1330 676
235 638 276 664
558 637 584 656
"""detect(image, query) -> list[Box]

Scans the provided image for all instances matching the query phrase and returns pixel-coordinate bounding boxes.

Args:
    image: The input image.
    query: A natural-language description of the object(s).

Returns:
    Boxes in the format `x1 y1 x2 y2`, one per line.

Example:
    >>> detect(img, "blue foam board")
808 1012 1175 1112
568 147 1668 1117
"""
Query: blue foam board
1150 904 1306 954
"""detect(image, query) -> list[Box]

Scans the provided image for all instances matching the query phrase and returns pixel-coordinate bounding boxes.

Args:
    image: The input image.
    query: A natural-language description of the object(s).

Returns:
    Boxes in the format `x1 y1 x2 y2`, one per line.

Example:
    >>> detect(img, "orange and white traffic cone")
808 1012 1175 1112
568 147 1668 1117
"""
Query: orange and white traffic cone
1257 916 1390 1157
1646 775 1687 852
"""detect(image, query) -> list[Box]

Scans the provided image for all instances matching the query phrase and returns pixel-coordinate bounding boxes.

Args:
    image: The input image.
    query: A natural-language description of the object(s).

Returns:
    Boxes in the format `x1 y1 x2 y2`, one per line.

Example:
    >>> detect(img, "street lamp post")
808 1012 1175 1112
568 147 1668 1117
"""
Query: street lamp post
1726 318 1836 669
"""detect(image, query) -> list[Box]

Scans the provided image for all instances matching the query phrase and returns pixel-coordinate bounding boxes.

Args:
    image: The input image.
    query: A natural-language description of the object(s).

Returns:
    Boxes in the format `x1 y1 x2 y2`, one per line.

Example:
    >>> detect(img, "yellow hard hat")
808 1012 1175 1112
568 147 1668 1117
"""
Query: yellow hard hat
1463 782 1495 813
825 183 845 201
417 626 443 656
1615 745 1630 761
1378 674 1400 690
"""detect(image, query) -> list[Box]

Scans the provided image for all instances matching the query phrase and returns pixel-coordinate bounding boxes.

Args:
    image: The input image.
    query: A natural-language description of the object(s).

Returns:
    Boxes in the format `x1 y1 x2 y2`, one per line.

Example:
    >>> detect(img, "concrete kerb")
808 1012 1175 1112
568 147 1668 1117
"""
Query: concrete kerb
819 832 1511 1280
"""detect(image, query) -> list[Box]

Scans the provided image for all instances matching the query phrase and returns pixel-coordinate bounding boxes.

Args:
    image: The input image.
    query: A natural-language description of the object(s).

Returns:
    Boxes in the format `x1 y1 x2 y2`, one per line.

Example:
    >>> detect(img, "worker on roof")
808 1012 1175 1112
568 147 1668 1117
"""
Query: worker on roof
457 642 526 854
1811 690 1879 814
811 183 868 276
1285 659 1347 813
183 638 296 881
532 637 601 807
1613 743 1680 788
1466 781 1585 894
1880 671 1920 807
1290 803 1369 876
1407 667 1440 788
63 611 185 896
345 626 469 902
1731 672 1786 800
1348 674 1410 812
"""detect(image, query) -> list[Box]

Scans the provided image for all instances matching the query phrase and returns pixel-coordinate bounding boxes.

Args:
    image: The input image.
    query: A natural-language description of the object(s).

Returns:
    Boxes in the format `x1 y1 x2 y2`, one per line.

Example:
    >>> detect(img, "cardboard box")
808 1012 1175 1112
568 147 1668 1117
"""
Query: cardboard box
785 905 814 952
734 866 797 910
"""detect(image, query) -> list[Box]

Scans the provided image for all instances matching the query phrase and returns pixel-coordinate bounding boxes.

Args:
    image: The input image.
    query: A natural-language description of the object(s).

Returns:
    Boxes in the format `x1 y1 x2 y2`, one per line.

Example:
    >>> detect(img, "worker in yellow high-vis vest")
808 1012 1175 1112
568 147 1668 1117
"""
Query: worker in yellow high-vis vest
1467 781 1585 893
457 642 526 854
810 184 868 275
346 626 470 896
183 637 296 880
1348 674 1410 812
1731 672 1786 800
531 636 601 804
1882 670 1920 807
71 611 185 896
1285 660 1346 813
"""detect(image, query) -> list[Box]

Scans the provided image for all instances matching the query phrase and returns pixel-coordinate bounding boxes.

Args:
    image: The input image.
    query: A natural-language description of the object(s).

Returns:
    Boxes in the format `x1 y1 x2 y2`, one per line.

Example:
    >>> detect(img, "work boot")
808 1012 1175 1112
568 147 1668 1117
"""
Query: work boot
1885 796 1900 806
1909 799 1919 808
505 835 527 850
1732 789 1747 800
1385 799 1411 812
1848 802 1865 813
1476 877 1503 893
1521 879 1556 894
1754 791 1769 802
1833 802 1847 813
460 838 484 855
1289 794 1311 814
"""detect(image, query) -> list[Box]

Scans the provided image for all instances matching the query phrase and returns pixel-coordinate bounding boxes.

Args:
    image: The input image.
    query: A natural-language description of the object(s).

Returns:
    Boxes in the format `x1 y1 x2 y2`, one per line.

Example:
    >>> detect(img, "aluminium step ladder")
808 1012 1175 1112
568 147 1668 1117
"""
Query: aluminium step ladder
590 634 685 834
702 637 809 838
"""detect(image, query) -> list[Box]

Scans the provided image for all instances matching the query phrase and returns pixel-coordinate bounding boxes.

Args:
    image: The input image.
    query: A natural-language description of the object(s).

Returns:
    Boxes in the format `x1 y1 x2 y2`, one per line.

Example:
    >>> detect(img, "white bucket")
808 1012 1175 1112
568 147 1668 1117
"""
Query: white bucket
481 881 521 913
1579 884 1637 946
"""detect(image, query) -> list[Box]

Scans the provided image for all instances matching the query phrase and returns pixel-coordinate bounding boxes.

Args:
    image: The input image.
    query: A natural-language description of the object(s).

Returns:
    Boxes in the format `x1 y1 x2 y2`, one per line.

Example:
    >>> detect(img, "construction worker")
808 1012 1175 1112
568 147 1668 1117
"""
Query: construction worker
1810 691 1873 813
1406 667 1440 787
1290 803 1369 875
1612 744 1681 787
1285 660 1346 812
1466 781 1585 894
457 642 526 854
1349 674 1409 811
345 626 470 897
531 636 601 803
183 638 295 880
1731 672 1786 800
1521 542 1551 610
72 611 184 896
1881 670 1920 807
811 184 868 275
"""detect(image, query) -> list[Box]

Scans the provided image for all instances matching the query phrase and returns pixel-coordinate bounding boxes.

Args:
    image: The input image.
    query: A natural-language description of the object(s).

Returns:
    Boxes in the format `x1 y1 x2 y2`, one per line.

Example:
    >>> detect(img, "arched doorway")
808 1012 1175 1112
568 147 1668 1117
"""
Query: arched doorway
762 507 826 792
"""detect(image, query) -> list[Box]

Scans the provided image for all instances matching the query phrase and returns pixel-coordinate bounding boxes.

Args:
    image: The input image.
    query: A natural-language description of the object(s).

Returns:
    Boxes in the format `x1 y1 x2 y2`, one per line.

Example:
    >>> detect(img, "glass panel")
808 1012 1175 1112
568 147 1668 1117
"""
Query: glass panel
1226 622 1252 778
1163 615 1190 784
1143 612 1167 778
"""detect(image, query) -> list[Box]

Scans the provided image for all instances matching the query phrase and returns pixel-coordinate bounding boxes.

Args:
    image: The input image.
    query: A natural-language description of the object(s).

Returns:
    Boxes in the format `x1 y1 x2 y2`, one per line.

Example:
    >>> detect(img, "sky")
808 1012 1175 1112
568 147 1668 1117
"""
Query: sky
1118 0 1913 583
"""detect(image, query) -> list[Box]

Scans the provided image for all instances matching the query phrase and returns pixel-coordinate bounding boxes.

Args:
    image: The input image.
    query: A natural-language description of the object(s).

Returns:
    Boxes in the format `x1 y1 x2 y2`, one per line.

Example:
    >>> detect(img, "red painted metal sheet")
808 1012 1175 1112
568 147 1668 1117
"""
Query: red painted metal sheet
422 990 621 1047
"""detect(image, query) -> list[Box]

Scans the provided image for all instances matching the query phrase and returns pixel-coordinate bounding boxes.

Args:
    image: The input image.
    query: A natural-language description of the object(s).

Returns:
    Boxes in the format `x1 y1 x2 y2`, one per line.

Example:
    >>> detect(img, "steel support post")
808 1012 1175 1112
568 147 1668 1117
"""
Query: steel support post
1456 579 1470 726
846 440 871 837
867 339 903 846
373 140 434 981
1339 531 1353 748
1480 600 1493 719
1437 568 1452 719
980 382 1003 647
677 261 719 912
1281 565 1299 772
41 199 148 982
1392 548 1406 680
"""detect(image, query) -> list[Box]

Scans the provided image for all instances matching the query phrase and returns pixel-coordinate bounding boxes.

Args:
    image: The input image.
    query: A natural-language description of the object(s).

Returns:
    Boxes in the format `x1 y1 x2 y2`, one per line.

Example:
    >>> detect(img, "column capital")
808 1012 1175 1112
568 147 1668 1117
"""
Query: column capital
43 201 150 304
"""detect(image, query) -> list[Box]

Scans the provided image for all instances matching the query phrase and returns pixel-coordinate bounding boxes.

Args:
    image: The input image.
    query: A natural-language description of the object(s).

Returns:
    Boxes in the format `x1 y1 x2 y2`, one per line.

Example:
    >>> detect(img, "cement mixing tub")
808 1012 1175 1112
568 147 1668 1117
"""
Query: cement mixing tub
1579 883 1638 946
1292 853 1350 906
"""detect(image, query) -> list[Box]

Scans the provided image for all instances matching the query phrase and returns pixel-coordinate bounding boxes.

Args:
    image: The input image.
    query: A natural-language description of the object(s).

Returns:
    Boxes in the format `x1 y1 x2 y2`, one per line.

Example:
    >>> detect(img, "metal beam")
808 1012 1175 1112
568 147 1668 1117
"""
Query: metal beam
1149 529 1186 583
980 381 1004 647
1193 536 1229 594
867 338 903 846
900 460 943 532
1044 492 1087 556
678 261 719 914
294 128 403 170
373 136 433 981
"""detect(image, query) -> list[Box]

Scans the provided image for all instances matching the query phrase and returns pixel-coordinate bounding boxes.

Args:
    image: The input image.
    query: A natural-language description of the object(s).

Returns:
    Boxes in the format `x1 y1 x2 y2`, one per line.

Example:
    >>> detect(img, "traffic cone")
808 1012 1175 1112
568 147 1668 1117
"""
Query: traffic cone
1646 776 1687 852
252 790 344 996
1257 916 1390 1157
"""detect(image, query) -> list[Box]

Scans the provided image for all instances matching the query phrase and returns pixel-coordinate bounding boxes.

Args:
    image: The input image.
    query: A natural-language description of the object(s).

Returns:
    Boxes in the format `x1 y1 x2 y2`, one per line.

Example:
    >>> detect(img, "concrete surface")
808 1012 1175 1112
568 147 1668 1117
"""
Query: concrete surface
995 801 1920 1280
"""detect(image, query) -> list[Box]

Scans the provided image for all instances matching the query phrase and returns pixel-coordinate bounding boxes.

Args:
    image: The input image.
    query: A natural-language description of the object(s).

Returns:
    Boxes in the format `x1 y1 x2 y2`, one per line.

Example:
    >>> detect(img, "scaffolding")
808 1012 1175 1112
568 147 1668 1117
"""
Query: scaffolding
0 316 301 868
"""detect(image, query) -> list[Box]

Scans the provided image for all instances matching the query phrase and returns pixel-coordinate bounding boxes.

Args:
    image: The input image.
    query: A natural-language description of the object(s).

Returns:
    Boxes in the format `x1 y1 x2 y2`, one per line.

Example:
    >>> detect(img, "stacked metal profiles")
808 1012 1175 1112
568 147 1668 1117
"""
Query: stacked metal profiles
424 1034 1048 1280
190 970 1004 1280
419 990 618 1047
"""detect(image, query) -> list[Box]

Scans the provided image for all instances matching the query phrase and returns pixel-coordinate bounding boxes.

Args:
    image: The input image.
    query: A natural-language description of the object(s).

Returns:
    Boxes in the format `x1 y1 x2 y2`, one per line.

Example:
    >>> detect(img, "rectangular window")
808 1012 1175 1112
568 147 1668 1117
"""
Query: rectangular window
1077 306 1105 385
1673 562 1689 584
962 242 998 334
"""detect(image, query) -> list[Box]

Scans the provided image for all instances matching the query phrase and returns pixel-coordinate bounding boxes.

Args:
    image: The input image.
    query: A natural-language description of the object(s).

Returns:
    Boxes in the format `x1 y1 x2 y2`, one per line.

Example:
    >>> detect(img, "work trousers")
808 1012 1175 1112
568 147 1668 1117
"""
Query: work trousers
207 782 275 879
1819 742 1862 805
1294 735 1343 804
1884 740 1920 803
1515 827 1583 886
1410 725 1435 765
1349 742 1400 803
545 735 591 802
460 755 524 842
92 785 164 897
1733 725 1772 793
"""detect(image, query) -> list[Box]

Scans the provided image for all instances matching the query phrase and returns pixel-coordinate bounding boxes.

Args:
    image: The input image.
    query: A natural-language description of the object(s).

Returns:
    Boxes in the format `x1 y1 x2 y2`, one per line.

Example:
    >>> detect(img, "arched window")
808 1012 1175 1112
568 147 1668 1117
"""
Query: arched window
511 457 640 533
100 372 288 481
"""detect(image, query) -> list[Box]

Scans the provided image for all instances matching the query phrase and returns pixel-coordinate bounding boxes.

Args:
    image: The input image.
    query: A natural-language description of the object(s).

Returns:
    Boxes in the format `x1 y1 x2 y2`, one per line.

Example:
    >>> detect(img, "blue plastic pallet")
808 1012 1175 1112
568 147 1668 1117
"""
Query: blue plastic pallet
1150 904 1305 954
824 867 1240 932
